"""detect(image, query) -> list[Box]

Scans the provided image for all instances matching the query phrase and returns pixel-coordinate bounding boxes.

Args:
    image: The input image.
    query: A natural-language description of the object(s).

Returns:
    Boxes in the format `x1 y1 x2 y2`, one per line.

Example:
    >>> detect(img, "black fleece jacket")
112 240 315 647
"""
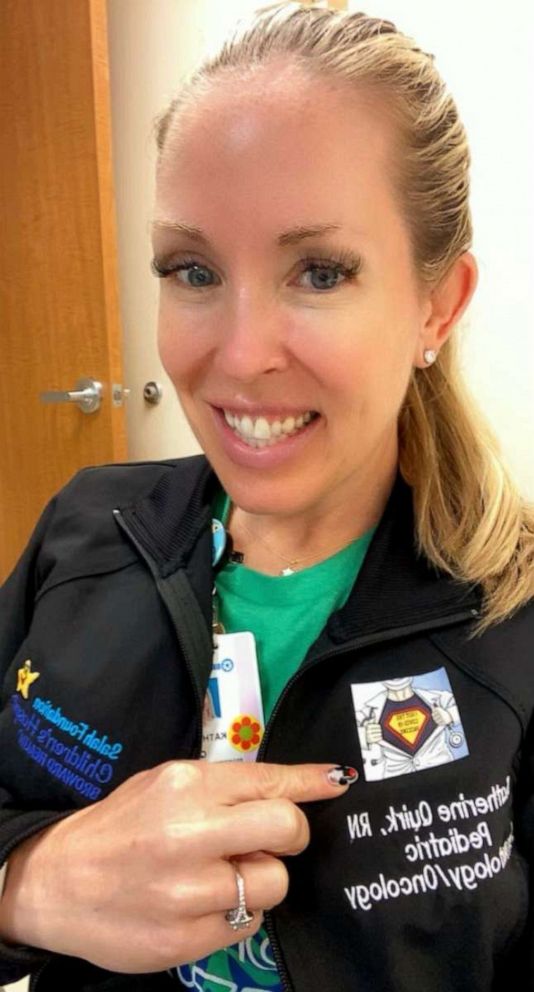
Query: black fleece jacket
1 456 534 991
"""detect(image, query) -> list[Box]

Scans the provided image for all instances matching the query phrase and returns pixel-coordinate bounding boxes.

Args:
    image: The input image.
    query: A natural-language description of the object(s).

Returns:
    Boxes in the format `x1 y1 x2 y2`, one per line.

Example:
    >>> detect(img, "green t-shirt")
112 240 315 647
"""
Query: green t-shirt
176 493 375 991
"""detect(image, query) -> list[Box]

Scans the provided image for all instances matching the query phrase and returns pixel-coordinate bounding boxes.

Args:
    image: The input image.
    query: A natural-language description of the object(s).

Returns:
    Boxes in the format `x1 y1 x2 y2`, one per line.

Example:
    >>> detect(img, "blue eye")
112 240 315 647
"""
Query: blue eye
300 262 353 291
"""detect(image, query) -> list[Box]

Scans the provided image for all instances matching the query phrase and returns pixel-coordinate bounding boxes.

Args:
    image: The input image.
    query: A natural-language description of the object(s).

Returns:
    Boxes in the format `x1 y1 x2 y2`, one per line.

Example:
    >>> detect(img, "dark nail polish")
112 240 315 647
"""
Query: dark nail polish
327 765 359 786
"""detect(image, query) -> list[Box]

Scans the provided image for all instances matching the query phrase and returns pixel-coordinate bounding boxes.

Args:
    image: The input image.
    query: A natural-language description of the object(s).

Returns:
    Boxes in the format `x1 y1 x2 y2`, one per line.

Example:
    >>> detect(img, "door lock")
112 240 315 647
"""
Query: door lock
143 381 163 405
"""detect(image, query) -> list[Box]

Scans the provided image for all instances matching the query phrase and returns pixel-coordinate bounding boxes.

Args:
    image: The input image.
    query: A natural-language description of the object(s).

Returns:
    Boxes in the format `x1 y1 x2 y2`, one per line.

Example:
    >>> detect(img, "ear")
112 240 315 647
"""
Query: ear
414 251 478 367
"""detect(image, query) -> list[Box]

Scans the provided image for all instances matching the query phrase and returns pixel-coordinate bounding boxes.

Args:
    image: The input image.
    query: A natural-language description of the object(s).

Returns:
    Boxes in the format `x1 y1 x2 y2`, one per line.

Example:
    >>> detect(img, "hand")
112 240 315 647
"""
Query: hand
364 719 383 746
432 705 453 726
0 760 350 973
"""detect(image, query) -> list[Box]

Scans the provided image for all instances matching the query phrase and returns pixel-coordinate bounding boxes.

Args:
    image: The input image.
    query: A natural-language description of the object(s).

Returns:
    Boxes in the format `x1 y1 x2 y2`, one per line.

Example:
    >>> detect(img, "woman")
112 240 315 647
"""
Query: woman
1 3 533 990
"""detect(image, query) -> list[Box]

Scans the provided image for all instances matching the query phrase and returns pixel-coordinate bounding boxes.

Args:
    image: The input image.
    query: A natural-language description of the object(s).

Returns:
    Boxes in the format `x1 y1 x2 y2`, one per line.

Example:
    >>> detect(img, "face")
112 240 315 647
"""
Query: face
153 65 432 520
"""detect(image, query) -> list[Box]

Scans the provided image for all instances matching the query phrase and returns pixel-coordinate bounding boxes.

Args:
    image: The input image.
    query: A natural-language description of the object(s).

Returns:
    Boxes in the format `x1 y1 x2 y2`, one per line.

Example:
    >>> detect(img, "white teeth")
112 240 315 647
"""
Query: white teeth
253 417 271 440
224 409 316 447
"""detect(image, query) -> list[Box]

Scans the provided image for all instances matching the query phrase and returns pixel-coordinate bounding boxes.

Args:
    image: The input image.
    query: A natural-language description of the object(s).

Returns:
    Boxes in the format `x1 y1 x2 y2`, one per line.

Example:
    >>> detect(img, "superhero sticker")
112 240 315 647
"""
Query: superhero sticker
351 667 468 781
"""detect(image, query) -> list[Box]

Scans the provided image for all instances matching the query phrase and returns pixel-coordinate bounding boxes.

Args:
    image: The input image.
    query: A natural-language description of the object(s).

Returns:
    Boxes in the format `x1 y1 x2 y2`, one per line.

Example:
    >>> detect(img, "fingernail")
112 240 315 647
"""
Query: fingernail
327 765 359 786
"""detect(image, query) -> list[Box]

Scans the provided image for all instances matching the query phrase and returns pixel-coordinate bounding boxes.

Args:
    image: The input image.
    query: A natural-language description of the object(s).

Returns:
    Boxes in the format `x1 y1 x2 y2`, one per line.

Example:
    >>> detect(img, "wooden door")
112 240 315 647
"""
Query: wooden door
0 0 127 580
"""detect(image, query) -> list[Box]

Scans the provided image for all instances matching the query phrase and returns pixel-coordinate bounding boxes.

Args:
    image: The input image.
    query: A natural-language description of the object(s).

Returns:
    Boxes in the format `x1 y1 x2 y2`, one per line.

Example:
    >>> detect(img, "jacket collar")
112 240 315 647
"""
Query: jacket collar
119 455 216 571
119 454 482 642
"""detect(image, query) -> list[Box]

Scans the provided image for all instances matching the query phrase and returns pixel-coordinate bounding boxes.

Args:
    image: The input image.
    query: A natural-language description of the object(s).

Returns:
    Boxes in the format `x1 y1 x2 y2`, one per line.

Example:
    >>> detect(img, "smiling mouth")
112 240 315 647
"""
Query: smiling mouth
221 409 320 448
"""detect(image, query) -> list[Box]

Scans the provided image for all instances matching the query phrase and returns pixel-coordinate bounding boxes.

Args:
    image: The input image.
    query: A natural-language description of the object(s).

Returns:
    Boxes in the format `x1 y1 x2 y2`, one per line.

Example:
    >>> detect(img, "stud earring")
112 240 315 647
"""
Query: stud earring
423 348 437 365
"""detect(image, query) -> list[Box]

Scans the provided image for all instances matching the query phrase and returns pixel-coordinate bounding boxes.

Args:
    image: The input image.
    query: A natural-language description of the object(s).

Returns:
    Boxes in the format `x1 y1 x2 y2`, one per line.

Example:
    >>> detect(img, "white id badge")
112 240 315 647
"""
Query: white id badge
201 632 265 763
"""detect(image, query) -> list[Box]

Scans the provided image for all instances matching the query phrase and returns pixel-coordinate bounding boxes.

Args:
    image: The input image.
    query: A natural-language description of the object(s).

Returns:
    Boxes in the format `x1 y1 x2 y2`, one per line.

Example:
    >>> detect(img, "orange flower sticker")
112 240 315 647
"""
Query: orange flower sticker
229 714 263 753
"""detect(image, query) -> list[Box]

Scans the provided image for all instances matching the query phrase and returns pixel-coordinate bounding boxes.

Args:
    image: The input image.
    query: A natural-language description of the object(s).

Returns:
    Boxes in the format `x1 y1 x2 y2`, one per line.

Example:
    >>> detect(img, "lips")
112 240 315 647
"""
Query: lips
209 403 323 468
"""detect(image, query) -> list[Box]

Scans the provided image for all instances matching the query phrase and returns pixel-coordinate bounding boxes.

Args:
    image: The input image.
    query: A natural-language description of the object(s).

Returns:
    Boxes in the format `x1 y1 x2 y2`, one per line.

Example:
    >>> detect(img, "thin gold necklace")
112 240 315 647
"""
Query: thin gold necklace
234 516 355 575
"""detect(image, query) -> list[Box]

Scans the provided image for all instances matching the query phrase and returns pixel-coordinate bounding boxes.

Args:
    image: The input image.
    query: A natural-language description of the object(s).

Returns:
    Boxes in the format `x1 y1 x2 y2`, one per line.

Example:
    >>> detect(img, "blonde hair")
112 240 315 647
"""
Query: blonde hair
156 1 534 635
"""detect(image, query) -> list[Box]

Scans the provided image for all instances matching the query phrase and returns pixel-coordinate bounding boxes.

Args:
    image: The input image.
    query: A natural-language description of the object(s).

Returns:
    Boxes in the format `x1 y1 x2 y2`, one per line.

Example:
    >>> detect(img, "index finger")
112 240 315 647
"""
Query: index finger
203 761 358 806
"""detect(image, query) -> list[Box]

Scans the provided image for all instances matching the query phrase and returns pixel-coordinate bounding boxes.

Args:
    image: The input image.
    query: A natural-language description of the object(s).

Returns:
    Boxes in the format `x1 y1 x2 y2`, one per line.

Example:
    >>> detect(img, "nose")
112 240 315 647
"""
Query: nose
212 291 290 383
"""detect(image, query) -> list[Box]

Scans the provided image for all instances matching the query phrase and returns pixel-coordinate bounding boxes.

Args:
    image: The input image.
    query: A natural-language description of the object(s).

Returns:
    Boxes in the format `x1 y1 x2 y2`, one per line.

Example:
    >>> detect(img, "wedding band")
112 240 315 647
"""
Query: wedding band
224 863 254 931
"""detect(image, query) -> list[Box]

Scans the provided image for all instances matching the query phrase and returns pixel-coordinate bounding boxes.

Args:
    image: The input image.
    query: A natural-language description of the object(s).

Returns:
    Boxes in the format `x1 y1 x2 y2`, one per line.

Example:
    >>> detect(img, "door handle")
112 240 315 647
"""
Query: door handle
40 377 103 414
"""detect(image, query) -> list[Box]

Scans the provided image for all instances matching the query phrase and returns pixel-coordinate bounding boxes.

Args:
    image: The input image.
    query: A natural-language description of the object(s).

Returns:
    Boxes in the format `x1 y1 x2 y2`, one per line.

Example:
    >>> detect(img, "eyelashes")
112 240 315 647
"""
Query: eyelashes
151 256 211 284
150 251 362 292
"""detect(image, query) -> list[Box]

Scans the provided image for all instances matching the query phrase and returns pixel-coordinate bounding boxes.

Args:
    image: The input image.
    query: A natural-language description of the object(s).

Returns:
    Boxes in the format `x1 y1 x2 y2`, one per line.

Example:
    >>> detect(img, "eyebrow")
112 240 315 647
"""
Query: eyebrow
151 221 344 248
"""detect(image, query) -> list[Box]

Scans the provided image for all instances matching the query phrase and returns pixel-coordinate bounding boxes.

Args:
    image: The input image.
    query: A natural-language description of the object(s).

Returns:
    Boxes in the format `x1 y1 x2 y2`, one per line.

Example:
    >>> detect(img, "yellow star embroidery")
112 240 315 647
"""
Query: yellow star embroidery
16 659 40 699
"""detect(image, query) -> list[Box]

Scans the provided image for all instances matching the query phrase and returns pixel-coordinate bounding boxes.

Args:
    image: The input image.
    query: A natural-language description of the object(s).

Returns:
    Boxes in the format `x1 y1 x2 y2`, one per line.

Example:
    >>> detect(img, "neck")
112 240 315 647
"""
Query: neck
387 687 414 701
227 456 397 575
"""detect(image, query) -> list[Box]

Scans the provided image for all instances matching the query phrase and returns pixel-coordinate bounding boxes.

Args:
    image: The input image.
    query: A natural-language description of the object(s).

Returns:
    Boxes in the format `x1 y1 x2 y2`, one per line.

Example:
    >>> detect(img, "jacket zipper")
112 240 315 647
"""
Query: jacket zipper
114 509 478 992
29 960 48 992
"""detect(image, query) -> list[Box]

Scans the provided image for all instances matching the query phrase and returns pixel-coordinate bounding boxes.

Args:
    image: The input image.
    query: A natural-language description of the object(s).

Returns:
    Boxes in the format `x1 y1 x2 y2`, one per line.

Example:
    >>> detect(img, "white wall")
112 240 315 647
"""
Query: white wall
108 0 534 496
